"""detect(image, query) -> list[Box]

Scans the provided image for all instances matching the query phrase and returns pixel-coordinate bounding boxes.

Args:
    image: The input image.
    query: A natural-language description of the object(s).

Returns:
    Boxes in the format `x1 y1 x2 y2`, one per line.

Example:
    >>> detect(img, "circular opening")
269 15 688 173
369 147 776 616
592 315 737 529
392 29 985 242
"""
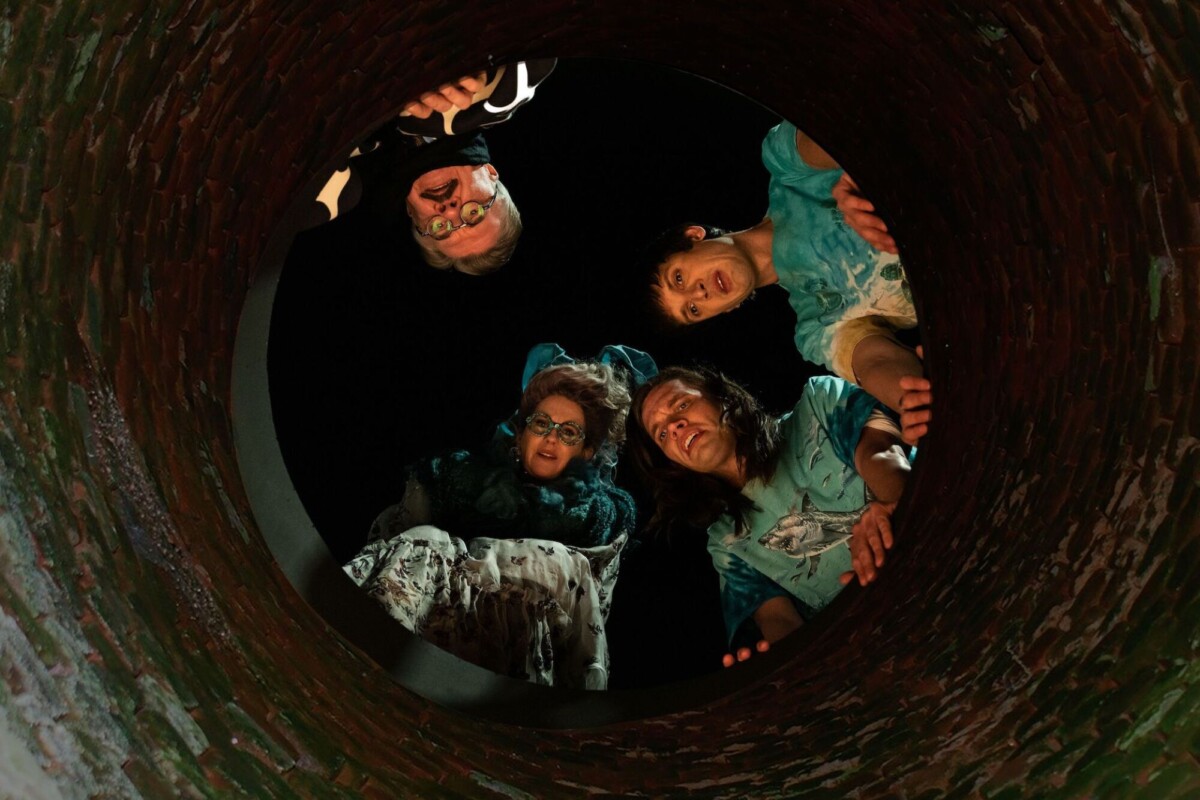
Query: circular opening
237 57 912 723
13 1 1198 793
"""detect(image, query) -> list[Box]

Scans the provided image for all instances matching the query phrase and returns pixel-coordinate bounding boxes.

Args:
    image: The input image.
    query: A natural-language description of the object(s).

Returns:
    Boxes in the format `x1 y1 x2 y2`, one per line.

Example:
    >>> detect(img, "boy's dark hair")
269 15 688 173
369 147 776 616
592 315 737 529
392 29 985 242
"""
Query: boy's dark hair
625 365 782 537
636 223 730 328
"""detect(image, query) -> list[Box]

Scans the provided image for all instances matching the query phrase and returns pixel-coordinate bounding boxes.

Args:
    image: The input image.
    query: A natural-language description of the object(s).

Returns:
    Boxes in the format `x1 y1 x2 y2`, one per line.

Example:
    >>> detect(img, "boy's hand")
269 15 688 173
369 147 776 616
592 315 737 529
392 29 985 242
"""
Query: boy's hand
840 501 896 586
899 376 933 445
833 173 898 254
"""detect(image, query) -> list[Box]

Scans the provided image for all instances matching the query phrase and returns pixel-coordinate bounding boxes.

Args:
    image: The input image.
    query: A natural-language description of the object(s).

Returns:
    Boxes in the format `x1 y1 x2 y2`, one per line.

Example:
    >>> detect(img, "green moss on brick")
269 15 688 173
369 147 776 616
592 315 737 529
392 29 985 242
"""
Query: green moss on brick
1145 763 1200 797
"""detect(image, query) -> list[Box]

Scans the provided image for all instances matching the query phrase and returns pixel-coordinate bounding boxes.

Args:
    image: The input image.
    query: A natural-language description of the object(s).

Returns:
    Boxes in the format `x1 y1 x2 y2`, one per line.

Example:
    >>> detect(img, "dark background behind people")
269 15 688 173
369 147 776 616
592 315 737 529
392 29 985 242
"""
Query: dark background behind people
269 58 820 688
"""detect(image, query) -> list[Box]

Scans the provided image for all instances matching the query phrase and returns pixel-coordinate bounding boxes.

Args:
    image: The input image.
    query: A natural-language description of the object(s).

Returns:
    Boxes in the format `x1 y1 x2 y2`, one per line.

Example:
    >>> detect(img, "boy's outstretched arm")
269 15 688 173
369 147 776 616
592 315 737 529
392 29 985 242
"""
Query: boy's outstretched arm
851 336 925 420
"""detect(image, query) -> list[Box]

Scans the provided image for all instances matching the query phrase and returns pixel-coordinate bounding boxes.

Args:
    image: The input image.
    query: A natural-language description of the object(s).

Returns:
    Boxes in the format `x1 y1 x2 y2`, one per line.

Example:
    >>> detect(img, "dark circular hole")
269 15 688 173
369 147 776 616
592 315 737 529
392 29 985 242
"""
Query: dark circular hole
263 57 833 696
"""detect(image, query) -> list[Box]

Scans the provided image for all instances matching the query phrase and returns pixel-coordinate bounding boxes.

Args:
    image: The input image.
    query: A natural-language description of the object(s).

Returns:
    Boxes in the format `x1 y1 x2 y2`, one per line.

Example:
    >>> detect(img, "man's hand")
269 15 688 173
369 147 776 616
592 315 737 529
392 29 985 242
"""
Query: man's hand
722 639 770 668
403 72 488 119
840 501 897 586
899 375 932 445
833 173 898 254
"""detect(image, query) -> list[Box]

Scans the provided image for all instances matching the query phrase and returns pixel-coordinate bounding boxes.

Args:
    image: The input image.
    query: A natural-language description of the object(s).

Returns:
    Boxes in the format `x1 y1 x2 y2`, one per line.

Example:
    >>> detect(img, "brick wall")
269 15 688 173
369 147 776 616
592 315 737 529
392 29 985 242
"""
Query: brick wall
0 1 1197 796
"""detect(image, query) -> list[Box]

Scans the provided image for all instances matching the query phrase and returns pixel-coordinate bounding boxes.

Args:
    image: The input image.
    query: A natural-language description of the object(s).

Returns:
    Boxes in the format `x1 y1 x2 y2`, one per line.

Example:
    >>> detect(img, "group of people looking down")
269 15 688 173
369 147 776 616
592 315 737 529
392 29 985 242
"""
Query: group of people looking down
303 64 934 686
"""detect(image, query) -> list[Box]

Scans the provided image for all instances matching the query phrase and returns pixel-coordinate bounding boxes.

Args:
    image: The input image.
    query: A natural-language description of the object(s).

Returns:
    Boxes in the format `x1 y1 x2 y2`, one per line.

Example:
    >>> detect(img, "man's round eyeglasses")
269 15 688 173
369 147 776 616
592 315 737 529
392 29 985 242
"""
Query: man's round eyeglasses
415 193 498 240
524 412 586 446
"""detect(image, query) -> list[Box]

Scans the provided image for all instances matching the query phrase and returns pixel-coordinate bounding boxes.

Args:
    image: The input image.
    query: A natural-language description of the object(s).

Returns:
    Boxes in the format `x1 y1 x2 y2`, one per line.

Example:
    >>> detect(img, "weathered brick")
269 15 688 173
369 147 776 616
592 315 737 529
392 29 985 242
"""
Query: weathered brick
1 0 1199 797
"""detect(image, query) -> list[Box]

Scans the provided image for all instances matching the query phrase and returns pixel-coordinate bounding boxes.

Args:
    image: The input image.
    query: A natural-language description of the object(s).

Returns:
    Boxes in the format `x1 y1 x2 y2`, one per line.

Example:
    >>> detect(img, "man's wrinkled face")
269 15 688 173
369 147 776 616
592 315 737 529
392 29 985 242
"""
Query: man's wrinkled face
407 164 503 259
654 227 757 324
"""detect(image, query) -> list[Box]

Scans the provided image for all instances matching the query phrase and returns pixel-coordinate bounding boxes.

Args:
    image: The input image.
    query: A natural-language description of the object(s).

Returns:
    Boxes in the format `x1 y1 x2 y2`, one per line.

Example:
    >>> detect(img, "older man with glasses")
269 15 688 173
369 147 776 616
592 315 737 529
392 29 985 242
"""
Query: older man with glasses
303 60 555 275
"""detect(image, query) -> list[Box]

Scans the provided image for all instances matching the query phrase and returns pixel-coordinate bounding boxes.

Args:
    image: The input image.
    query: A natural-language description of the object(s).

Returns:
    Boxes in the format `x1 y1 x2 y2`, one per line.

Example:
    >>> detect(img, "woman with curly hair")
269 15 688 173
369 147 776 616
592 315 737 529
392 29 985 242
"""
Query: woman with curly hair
345 343 655 689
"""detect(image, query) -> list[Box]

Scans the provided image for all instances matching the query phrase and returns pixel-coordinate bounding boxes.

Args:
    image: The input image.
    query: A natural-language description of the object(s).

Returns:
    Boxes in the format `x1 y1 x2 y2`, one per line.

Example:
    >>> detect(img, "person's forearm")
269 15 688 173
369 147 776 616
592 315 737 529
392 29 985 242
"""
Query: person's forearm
752 596 804 643
794 129 839 170
852 336 924 413
854 428 910 504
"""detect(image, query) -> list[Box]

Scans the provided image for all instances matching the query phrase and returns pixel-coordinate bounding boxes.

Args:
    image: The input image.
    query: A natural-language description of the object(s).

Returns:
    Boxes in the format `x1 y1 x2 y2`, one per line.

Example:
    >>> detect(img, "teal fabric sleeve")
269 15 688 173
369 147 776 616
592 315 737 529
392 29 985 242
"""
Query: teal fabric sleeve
708 543 794 646
801 375 881 470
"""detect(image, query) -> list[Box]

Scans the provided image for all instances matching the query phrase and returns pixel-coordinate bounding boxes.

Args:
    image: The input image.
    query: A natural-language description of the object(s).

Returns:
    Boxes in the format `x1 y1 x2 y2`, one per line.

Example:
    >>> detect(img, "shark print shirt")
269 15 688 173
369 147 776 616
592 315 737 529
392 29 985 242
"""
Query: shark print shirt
706 376 880 643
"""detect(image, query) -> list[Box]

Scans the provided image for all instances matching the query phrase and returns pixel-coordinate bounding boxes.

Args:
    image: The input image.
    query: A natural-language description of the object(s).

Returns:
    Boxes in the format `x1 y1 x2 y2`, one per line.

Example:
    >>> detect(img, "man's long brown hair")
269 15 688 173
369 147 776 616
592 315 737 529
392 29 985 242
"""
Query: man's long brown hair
626 366 782 537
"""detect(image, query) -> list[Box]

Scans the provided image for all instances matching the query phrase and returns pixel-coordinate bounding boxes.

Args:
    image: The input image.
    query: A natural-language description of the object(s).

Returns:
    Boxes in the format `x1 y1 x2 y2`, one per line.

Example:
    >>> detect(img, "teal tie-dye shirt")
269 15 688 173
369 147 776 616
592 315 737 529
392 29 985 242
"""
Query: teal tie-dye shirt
706 376 880 643
761 122 917 373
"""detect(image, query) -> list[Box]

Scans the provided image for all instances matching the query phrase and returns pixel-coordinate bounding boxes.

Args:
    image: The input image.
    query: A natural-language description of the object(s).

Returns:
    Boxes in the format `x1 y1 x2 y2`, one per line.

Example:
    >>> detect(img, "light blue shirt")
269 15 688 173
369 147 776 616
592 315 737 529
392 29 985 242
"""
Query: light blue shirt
707 376 880 642
762 122 916 372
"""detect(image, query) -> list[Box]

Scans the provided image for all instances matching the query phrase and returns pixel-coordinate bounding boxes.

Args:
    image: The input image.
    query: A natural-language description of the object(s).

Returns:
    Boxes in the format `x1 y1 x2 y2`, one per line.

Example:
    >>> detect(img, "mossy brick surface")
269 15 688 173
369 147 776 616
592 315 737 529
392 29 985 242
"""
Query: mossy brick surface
0 0 1198 796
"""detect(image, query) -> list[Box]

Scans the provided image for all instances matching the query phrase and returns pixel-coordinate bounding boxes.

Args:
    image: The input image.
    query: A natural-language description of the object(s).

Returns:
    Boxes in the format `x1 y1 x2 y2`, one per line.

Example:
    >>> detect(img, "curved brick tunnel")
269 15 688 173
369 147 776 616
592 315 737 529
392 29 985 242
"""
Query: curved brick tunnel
2 2 1199 797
